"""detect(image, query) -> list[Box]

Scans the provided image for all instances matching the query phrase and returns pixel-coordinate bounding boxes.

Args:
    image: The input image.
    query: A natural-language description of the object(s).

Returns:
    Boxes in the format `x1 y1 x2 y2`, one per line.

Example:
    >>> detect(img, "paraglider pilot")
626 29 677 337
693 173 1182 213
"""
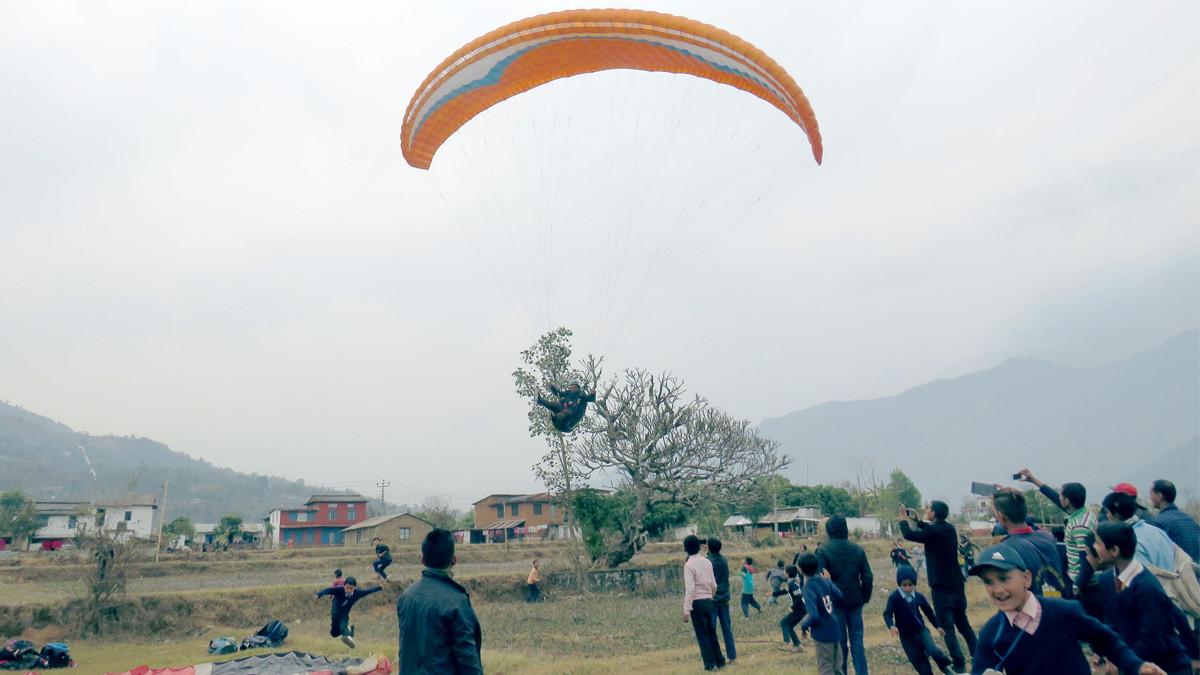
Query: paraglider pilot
536 380 595 433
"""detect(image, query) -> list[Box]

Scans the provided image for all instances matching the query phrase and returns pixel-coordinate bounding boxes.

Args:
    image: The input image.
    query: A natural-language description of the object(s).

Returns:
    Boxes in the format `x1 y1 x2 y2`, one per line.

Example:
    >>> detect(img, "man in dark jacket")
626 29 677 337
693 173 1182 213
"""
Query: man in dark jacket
900 501 977 673
396 529 483 674
706 537 737 664
817 515 873 675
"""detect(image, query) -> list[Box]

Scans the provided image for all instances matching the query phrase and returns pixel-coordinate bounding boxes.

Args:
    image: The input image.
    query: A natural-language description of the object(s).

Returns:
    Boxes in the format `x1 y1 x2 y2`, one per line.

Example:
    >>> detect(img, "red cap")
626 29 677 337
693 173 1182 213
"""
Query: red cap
1111 482 1138 497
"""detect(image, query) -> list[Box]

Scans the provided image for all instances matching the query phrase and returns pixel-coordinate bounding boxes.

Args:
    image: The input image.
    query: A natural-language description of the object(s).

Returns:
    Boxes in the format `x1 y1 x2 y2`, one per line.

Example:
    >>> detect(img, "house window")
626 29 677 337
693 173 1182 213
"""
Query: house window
509 504 519 516
329 510 338 521
347 509 356 521
68 516 77 529
533 503 543 515
398 527 411 540
495 505 504 518
124 511 132 521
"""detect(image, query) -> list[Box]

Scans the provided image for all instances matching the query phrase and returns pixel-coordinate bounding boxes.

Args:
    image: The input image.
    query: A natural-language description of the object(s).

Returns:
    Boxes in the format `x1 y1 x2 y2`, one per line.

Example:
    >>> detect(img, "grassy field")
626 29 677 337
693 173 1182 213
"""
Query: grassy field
0 538 999 674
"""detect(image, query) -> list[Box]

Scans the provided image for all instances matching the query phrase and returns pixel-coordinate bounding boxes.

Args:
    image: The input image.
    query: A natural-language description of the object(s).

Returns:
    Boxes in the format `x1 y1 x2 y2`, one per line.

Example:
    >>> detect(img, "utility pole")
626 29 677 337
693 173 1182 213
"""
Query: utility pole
377 479 391 514
155 480 169 563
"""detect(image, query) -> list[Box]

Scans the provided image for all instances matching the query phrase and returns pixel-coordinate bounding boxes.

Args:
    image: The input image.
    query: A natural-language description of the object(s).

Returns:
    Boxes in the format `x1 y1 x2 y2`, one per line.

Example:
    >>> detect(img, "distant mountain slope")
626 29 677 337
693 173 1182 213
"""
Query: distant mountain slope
0 402 327 522
759 331 1199 504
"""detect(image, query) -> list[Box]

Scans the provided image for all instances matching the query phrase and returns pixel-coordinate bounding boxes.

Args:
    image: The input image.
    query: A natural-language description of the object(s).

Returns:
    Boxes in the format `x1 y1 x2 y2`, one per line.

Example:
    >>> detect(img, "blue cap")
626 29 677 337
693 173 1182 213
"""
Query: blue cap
968 543 1027 575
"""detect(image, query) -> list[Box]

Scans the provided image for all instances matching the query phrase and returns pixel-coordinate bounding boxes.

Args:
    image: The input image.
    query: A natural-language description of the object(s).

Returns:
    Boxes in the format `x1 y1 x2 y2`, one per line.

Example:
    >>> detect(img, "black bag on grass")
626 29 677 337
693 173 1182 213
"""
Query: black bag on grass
36 643 72 668
255 619 288 646
0 638 35 662
239 635 272 651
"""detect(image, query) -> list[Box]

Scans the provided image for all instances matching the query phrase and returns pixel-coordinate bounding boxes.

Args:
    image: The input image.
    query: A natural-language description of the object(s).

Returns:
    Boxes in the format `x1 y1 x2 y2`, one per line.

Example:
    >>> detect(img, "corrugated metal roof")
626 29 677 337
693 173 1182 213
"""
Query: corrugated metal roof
341 512 434 532
305 494 368 505
723 515 751 527
479 518 525 530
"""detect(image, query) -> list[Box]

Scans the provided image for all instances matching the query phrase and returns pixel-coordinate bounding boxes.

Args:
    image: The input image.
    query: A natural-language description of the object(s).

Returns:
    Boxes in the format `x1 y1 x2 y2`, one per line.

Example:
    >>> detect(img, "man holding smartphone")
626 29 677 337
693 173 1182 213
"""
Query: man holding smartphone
899 501 977 674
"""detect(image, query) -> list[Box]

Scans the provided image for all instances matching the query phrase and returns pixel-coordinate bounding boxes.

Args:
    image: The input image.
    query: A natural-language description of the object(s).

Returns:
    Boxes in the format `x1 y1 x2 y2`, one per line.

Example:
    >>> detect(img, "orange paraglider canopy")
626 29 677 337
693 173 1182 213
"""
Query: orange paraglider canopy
401 8 822 170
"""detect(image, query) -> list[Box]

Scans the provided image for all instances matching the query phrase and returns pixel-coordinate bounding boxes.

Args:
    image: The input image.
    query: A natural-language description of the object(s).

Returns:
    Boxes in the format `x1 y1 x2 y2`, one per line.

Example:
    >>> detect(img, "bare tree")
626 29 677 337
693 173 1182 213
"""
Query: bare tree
578 366 789 567
74 515 137 635
418 495 457 531
842 453 883 516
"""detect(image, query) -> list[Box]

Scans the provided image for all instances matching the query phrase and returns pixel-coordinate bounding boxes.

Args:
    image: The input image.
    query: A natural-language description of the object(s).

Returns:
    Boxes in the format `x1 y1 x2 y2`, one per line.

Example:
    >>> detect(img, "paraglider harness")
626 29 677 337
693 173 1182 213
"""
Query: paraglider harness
538 383 595 433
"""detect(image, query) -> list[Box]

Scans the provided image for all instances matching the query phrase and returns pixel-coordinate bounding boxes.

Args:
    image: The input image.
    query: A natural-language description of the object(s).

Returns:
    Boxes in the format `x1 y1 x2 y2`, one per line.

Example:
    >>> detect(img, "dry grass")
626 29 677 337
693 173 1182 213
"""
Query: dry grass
1 538 999 675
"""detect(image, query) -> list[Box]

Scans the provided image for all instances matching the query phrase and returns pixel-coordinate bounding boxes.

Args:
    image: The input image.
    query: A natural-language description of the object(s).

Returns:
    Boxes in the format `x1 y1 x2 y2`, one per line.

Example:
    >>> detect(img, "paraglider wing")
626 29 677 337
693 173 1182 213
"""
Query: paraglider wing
402 8 822 170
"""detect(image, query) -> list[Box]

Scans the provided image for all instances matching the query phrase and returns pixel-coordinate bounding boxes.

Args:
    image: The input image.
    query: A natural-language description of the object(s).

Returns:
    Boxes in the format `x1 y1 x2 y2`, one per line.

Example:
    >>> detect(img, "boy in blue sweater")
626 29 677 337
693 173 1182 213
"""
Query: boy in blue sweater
968 543 1167 675
1089 522 1195 675
798 553 843 675
314 576 383 648
884 565 953 675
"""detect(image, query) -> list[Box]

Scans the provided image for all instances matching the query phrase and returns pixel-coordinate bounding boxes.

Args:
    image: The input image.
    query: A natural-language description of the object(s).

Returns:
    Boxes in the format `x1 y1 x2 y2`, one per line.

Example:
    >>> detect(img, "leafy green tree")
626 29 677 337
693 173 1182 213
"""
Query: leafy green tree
213 514 243 547
163 516 195 544
0 490 39 549
877 469 922 526
783 484 858 517
456 511 476 531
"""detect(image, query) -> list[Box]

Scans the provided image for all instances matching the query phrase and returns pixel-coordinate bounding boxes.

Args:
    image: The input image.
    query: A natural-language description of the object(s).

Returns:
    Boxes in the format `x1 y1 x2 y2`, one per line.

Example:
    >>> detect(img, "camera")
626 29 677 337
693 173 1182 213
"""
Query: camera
1012 473 1022 480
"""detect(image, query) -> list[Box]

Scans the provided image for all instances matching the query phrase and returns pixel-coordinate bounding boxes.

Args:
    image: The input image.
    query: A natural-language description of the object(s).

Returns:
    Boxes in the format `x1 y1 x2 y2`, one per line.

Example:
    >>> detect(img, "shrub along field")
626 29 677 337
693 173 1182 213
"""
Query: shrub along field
0 538 999 674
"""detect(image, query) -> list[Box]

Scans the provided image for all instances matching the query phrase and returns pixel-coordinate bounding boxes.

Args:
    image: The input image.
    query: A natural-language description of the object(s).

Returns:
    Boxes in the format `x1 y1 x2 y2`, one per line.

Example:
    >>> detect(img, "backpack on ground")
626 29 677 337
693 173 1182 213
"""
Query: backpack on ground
207 637 238 655
238 634 272 651
36 643 72 668
0 639 35 662
255 619 288 646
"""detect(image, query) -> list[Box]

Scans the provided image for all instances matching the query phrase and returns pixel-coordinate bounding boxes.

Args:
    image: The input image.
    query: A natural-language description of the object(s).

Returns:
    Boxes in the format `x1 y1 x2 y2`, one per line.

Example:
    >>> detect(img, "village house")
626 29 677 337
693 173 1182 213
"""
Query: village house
27 495 159 550
268 494 368 547
755 506 824 537
341 512 436 546
470 493 569 543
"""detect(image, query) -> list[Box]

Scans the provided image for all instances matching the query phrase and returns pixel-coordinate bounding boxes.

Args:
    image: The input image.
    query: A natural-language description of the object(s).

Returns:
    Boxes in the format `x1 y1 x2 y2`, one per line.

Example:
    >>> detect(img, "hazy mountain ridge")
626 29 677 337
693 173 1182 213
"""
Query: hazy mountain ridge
0 402 322 522
761 330 1200 504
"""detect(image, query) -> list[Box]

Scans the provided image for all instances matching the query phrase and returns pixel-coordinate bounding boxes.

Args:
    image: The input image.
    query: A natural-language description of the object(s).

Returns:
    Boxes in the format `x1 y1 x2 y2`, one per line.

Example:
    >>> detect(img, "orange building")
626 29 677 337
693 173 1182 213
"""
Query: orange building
471 493 568 543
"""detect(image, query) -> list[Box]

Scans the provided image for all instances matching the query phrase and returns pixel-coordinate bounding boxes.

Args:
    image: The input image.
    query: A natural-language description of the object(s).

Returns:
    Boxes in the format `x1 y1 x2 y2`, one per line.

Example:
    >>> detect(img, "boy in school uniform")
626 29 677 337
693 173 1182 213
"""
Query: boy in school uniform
778 564 807 653
798 553 844 675
968 542 1168 675
884 565 954 675
1088 521 1195 675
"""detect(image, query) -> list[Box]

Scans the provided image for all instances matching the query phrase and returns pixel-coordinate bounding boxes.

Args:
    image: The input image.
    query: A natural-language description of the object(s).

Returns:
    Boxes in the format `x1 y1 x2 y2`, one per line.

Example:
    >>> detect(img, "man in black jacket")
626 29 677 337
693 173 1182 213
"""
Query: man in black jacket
817 515 874 675
396 529 483 674
706 537 737 664
899 501 977 673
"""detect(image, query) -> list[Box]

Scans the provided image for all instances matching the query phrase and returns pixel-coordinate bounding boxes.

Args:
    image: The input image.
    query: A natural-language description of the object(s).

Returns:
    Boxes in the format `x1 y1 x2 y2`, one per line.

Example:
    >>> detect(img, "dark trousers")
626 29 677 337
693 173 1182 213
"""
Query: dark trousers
931 588 976 671
899 627 951 675
329 613 350 637
740 592 761 617
689 599 726 671
710 602 737 660
526 583 541 602
781 610 804 646
373 557 392 579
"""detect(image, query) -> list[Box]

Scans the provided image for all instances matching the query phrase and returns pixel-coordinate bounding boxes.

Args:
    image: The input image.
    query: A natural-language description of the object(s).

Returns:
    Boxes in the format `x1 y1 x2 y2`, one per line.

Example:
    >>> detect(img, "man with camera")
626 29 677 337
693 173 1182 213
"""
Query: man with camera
899 501 976 674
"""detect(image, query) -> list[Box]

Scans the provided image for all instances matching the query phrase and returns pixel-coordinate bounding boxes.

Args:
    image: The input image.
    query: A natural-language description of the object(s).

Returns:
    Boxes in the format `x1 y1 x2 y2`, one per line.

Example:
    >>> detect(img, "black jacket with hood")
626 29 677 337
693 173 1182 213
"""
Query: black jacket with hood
816 515 874 607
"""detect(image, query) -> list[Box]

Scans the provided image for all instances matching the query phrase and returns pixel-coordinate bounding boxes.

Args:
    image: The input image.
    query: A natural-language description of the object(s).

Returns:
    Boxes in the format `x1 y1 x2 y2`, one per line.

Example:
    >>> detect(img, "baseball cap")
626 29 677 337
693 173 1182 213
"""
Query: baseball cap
968 543 1027 575
1111 483 1137 497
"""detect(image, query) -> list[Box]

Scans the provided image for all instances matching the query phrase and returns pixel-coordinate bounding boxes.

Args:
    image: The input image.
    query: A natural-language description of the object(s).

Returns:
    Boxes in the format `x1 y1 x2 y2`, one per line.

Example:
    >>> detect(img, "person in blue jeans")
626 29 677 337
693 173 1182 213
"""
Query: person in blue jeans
818 515 874 675
706 537 737 663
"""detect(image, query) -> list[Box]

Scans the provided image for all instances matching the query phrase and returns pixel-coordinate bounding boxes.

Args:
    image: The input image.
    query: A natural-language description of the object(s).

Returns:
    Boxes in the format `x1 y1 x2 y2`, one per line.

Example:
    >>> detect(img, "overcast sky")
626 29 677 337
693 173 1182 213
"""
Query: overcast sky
2 2 1196 511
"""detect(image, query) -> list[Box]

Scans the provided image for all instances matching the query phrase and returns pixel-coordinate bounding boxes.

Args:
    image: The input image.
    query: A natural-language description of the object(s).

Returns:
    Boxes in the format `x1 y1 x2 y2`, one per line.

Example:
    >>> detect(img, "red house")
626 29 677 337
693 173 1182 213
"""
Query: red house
269 494 368 547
